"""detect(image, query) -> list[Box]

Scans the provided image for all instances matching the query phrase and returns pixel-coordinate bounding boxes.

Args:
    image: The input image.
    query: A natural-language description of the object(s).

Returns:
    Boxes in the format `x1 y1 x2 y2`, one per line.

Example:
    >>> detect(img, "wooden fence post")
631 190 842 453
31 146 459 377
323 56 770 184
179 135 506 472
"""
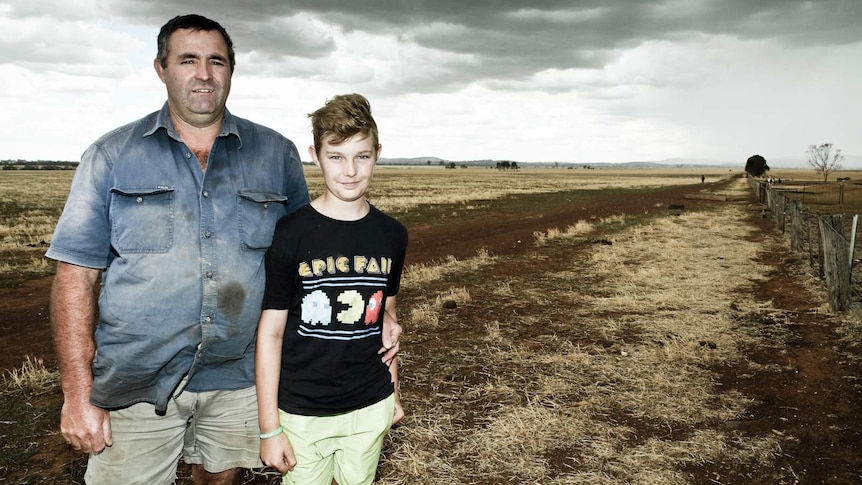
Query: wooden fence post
818 215 851 311
851 215 858 270
790 200 803 252
808 211 816 269
775 191 786 233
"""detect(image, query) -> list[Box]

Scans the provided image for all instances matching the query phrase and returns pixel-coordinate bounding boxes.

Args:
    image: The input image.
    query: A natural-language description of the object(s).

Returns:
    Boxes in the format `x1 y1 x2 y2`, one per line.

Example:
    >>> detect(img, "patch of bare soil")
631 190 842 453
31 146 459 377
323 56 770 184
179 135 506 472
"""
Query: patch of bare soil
692 214 862 484
3 177 861 483
0 277 54 371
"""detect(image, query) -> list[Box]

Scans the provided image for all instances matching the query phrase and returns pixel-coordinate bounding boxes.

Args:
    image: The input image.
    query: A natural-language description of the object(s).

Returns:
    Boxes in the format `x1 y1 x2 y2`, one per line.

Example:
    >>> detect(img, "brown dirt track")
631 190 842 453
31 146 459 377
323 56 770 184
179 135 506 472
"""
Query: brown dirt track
2 176 861 483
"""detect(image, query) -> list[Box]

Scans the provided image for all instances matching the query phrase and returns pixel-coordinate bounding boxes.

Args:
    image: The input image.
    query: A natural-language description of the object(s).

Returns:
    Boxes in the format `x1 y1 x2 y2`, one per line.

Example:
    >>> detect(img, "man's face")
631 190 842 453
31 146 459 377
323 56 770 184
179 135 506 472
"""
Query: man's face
154 28 232 128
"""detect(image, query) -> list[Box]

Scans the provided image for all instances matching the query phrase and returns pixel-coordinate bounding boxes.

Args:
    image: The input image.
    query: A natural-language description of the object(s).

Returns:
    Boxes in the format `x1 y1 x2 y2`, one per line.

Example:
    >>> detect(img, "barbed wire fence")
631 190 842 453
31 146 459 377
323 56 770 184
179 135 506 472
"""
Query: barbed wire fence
750 176 861 311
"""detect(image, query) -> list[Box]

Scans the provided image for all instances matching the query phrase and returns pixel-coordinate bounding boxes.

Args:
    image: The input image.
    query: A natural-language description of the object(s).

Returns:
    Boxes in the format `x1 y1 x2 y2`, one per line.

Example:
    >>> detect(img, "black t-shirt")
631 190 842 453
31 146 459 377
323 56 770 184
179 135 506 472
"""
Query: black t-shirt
262 203 408 415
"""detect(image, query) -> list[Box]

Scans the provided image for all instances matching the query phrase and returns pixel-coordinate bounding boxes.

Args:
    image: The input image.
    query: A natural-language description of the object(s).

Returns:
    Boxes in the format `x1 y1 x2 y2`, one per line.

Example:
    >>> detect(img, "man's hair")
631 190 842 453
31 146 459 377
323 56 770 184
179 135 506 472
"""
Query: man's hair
157 14 236 72
309 94 379 154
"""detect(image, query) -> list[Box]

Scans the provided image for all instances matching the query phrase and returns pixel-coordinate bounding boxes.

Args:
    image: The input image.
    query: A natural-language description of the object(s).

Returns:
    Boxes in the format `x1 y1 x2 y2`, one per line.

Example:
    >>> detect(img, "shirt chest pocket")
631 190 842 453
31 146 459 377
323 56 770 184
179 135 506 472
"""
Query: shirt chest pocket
237 191 288 250
110 187 175 253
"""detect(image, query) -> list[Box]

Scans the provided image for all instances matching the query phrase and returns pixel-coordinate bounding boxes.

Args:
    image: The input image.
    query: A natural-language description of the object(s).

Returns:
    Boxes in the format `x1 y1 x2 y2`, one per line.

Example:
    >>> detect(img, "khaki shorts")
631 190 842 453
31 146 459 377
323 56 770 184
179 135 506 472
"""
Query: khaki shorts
279 394 395 485
84 385 261 485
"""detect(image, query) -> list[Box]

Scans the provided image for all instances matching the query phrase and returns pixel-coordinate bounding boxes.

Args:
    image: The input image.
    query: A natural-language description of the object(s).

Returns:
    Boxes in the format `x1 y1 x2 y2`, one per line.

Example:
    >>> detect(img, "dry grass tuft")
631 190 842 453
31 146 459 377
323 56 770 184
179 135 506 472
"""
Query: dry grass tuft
401 250 495 289
3 356 58 394
409 302 440 328
534 220 598 245
435 286 471 306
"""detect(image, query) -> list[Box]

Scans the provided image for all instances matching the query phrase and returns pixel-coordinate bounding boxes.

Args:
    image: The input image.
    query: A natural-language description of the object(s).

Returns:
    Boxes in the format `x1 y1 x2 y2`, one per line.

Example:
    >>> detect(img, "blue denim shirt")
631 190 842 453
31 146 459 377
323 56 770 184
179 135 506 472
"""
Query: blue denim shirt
46 103 309 412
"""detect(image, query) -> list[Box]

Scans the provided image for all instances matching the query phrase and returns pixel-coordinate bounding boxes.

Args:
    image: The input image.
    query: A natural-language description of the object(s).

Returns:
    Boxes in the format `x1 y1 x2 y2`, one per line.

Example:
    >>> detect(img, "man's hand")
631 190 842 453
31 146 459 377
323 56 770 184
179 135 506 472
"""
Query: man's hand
60 398 112 453
379 315 401 365
379 296 402 364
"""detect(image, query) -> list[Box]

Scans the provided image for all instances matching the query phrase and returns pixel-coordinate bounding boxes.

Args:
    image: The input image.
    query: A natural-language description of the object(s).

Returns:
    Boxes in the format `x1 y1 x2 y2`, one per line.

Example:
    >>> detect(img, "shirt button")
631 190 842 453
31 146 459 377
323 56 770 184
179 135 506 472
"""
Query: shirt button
204 231 212 238
203 316 211 324
136 197 143 203
186 152 192 159
202 191 209 198
206 271 214 278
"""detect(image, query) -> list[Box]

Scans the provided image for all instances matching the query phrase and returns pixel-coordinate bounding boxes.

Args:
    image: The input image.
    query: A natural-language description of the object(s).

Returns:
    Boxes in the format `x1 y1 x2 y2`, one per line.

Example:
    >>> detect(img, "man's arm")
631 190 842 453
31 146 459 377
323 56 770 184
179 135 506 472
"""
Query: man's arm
50 261 111 453
378 295 402 365
382 296 404 425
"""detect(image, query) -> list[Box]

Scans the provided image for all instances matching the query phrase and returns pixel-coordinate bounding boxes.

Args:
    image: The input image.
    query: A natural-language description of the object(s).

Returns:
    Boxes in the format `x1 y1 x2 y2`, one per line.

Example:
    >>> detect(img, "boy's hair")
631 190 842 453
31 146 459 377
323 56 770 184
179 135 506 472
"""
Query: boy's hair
309 94 379 154
157 14 236 73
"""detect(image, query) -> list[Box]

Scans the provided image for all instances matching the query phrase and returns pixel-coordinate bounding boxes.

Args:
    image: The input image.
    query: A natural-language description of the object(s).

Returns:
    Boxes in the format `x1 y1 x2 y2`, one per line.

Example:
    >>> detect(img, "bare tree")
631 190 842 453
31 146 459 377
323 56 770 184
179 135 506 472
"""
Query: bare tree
806 143 844 181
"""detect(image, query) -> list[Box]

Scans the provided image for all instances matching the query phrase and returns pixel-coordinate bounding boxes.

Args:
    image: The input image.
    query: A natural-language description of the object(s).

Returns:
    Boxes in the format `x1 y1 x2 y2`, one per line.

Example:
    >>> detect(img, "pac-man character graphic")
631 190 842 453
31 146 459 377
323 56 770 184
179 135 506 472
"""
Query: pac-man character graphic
337 290 364 324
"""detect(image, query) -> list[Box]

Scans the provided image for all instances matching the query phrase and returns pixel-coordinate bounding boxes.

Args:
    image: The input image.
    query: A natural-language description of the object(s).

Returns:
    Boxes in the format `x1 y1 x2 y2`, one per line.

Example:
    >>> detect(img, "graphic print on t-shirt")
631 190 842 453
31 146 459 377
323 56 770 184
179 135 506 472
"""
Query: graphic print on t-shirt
297 254 392 341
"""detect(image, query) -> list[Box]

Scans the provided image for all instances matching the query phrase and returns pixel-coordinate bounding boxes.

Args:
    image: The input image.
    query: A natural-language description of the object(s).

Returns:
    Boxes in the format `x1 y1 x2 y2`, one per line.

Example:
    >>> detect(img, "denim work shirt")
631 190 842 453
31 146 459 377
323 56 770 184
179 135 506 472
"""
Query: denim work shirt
46 104 310 412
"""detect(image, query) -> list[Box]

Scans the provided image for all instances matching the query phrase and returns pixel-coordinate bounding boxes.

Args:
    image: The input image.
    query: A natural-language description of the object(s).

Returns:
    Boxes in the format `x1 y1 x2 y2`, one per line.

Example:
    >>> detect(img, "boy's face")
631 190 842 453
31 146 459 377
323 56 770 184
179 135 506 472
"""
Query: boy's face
310 133 381 204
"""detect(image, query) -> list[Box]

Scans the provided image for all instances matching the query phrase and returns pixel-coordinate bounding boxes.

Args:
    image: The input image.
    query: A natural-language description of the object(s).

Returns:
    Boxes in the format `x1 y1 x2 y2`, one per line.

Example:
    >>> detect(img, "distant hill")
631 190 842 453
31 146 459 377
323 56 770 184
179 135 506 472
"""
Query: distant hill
375 155 862 170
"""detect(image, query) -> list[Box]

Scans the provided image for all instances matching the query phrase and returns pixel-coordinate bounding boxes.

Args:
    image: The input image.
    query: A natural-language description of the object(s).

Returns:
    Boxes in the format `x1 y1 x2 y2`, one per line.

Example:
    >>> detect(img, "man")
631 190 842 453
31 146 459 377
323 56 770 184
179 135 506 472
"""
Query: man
46 15 399 485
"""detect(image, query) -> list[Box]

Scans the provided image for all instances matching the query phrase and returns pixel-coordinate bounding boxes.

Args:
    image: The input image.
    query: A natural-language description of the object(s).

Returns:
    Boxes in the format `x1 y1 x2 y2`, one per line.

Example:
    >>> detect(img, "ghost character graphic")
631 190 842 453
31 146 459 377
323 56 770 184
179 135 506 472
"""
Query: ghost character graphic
364 290 383 324
302 290 332 325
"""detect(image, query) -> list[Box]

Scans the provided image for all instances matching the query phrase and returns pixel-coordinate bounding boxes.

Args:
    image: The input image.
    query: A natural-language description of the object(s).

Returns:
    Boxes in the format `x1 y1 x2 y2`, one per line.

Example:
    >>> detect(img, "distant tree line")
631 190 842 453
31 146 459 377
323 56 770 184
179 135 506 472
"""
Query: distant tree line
1 160 78 170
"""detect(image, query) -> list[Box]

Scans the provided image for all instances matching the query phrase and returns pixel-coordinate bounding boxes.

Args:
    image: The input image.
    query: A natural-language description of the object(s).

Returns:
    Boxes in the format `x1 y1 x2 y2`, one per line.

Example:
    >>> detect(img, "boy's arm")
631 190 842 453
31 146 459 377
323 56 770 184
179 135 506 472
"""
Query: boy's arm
384 297 405 425
255 309 296 473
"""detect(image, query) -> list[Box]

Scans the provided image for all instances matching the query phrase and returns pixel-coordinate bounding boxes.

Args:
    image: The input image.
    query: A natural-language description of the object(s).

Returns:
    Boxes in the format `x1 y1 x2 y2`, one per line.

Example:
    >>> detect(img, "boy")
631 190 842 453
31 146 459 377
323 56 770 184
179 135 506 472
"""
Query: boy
255 93 406 484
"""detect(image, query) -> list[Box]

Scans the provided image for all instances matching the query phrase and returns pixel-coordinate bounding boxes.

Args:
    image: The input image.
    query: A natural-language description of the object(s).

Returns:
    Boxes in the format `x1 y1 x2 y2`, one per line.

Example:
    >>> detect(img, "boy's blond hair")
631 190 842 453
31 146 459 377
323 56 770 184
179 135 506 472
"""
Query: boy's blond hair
308 93 379 154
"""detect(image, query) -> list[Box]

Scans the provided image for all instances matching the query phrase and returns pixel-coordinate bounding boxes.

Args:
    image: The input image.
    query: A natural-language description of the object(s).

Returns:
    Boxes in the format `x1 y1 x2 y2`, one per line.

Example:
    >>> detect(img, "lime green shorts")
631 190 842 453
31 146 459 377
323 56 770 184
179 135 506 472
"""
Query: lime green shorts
279 394 395 485
84 385 261 485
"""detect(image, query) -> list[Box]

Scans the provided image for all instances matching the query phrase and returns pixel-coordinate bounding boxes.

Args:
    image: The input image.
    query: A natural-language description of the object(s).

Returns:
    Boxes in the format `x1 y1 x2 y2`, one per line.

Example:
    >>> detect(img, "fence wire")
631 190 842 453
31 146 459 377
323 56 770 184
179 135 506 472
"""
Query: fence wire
750 176 862 309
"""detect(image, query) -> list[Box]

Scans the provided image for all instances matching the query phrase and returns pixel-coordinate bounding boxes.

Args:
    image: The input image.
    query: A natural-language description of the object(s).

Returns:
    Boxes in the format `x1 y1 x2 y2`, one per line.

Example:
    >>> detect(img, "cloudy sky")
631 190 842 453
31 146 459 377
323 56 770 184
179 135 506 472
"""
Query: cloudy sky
2 0 860 166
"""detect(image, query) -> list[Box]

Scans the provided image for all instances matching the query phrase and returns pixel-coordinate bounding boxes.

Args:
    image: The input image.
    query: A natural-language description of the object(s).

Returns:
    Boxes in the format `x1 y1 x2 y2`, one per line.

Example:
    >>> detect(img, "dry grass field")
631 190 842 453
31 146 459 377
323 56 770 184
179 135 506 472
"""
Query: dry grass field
0 171 70 283
0 166 728 286
2 166 861 484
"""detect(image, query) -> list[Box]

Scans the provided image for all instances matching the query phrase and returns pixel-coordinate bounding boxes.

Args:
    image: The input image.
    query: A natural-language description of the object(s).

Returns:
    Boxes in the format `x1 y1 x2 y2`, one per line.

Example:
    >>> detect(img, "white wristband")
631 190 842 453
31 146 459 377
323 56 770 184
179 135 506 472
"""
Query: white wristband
259 426 284 439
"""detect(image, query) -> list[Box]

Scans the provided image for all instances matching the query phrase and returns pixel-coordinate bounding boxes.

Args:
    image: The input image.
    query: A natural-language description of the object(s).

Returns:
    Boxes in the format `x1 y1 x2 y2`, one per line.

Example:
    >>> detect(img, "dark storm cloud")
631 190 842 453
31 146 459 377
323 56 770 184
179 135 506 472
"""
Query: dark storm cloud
10 0 856 88
120 1 859 74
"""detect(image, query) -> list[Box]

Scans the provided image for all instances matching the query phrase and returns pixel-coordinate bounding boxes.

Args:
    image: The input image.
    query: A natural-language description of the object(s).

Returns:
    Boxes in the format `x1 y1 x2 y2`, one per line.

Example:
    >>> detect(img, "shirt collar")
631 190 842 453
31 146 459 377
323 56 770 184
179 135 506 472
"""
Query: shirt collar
144 102 243 149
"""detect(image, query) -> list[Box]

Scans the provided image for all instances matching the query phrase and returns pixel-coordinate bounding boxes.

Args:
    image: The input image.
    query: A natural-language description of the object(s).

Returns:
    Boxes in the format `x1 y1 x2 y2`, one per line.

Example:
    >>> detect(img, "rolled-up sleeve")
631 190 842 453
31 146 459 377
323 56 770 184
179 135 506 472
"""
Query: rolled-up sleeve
46 141 113 269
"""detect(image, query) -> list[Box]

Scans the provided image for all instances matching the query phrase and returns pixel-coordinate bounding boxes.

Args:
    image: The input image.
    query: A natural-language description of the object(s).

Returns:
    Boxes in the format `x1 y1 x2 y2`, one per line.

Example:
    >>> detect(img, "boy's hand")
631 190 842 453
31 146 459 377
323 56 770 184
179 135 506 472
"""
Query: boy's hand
260 433 297 474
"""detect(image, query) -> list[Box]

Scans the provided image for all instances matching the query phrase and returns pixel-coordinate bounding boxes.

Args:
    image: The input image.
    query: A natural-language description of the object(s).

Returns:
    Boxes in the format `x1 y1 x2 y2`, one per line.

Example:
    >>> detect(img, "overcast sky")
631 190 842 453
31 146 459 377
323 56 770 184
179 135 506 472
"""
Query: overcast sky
2 0 860 166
